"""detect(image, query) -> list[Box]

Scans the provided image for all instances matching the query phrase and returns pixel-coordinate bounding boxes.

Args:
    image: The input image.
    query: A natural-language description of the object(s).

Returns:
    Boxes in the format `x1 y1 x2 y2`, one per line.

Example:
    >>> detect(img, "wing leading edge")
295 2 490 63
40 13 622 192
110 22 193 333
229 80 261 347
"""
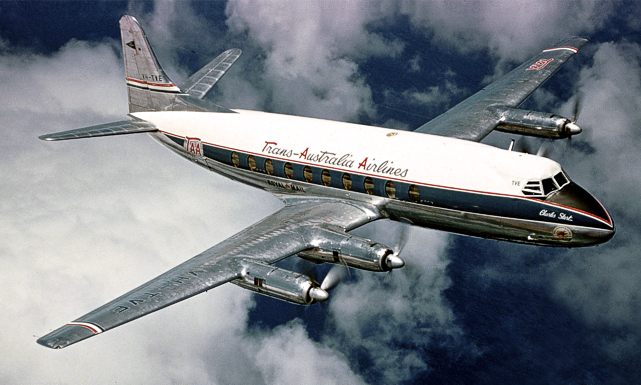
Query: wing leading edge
414 36 588 142
37 199 379 349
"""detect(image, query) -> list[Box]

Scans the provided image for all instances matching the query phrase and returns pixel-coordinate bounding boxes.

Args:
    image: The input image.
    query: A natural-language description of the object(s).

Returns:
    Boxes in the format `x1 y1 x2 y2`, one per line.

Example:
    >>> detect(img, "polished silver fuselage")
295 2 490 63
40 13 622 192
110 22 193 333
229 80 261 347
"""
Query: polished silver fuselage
152 130 614 248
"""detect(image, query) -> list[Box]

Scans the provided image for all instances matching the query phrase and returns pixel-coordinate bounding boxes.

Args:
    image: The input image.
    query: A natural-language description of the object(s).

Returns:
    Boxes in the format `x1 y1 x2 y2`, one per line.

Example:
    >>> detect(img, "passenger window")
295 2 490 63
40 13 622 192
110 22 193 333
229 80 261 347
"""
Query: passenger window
247 155 256 171
321 170 331 186
303 166 313 182
231 152 239 167
284 163 293 179
542 178 556 195
364 177 374 195
408 185 420 203
385 181 396 198
342 173 352 190
265 159 274 175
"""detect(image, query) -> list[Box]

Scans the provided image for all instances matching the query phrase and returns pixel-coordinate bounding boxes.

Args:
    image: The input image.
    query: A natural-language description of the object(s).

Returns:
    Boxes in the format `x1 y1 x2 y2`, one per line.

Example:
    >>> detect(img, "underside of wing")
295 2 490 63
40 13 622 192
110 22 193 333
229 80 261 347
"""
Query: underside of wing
414 37 588 142
180 49 242 100
39 119 157 141
37 199 380 349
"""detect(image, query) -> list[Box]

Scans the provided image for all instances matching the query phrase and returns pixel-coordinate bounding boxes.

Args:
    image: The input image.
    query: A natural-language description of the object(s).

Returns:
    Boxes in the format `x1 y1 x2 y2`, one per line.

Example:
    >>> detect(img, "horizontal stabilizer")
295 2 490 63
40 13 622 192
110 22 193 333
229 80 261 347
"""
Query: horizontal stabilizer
180 48 242 99
39 120 157 141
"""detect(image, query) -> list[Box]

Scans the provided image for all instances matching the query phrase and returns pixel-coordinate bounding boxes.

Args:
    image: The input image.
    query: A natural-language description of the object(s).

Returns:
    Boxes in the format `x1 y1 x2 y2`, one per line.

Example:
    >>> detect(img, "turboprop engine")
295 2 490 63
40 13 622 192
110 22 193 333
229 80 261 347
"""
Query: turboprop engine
232 260 329 305
297 230 405 272
493 107 581 139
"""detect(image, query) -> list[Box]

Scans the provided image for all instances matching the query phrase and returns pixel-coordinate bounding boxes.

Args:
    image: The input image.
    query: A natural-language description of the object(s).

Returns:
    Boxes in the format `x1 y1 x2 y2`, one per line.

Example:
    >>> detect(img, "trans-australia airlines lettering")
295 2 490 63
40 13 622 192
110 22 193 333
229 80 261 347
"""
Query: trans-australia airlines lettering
262 141 409 178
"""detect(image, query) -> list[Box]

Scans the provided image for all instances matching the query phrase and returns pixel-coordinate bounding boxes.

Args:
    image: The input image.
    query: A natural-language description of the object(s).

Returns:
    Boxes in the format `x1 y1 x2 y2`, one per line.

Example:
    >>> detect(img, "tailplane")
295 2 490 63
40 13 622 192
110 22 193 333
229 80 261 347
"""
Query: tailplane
120 15 182 112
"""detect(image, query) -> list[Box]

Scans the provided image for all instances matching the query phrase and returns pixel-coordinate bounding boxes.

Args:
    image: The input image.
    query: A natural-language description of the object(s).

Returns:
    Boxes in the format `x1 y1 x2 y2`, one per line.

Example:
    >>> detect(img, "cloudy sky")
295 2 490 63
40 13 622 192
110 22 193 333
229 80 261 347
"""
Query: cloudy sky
1 1 640 383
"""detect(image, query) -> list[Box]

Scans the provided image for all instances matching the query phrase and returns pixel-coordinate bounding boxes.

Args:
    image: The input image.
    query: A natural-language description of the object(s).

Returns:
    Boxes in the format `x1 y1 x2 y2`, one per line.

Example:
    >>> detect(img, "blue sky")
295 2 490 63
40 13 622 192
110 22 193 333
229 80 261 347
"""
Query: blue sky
1 1 640 384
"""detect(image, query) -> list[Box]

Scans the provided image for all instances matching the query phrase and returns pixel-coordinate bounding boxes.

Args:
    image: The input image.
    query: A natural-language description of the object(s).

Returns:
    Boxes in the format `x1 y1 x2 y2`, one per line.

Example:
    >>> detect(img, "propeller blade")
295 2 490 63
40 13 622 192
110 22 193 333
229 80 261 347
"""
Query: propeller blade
515 137 535 155
571 94 583 123
391 223 410 256
320 265 348 291
536 139 554 157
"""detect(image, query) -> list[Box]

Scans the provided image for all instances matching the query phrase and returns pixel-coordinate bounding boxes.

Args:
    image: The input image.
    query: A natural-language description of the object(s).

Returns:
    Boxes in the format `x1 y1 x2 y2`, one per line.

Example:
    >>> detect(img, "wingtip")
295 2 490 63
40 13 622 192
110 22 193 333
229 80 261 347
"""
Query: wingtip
36 323 101 350
549 36 589 52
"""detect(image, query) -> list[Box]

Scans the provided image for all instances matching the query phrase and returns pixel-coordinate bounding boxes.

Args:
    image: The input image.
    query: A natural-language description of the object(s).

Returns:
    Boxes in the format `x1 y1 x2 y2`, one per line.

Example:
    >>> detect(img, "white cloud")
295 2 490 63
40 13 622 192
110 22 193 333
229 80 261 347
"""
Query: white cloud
3 0 641 383
224 0 405 121
399 0 616 61
247 321 367 385
325 222 466 382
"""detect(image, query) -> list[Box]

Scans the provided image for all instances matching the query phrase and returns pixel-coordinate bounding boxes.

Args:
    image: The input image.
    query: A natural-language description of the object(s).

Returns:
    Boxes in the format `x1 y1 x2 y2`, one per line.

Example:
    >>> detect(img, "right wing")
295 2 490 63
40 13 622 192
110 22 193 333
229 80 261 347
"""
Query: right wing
180 48 242 99
37 199 378 349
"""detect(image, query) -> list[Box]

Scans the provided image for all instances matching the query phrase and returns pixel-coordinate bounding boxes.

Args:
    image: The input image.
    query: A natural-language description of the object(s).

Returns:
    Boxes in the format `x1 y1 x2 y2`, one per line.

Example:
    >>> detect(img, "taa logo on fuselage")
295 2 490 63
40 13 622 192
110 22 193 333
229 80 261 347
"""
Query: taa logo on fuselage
185 137 203 156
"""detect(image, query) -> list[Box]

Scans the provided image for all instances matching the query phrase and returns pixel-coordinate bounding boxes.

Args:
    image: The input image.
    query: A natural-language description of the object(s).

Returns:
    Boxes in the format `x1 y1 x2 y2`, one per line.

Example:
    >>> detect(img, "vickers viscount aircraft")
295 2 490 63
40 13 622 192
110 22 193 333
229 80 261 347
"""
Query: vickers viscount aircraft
37 16 614 349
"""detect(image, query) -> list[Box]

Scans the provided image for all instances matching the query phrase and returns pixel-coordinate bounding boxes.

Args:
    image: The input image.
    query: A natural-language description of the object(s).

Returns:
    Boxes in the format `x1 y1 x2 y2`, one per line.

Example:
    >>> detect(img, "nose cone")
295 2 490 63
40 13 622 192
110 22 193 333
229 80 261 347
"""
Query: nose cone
309 287 329 302
546 182 615 242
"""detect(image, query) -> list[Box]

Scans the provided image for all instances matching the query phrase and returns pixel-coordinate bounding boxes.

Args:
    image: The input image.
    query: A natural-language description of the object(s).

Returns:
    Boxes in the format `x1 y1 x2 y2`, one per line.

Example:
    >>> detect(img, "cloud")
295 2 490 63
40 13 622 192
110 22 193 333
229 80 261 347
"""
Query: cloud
246 320 367 385
0 24 278 385
546 41 641 347
224 0 405 122
399 0 616 61
323 222 469 382
4 1 641 383
0 6 386 384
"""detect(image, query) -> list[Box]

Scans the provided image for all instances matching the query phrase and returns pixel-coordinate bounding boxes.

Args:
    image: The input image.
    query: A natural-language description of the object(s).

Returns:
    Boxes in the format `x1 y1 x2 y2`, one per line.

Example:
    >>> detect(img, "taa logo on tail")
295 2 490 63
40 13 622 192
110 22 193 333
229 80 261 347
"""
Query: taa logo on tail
185 137 203 156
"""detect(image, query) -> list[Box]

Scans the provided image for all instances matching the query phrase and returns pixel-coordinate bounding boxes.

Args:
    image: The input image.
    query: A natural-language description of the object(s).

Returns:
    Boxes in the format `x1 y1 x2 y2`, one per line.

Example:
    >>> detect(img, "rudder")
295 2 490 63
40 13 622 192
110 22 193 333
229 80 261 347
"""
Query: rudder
120 15 181 112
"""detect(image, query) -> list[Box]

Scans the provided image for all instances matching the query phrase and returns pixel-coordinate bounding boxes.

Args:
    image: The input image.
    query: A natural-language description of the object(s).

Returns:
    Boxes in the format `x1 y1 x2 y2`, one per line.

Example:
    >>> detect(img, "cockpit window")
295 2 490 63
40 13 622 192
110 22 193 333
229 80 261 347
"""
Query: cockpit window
522 181 543 196
522 172 570 197
542 178 556 195
554 172 568 188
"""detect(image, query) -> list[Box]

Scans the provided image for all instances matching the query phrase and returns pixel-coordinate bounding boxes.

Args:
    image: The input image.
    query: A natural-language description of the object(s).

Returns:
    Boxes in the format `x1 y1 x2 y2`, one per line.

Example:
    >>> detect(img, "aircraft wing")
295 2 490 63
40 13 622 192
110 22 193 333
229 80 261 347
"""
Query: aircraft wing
414 36 588 142
180 48 242 99
39 119 157 141
37 199 378 349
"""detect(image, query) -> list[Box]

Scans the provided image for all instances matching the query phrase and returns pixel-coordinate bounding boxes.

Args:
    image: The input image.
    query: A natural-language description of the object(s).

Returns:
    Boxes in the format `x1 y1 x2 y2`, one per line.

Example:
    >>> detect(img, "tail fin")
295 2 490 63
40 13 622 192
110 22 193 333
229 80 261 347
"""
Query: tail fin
120 15 181 112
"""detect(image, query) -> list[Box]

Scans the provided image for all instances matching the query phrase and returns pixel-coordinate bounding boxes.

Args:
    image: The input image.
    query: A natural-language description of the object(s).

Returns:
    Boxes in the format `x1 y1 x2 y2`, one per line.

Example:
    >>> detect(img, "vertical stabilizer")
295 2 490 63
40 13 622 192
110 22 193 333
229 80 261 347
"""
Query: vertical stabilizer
120 15 181 112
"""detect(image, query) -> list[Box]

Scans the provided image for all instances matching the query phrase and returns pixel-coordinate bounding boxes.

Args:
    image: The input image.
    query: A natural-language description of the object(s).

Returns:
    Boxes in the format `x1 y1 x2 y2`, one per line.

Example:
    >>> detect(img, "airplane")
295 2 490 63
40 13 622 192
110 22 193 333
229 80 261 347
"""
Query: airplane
37 16 614 349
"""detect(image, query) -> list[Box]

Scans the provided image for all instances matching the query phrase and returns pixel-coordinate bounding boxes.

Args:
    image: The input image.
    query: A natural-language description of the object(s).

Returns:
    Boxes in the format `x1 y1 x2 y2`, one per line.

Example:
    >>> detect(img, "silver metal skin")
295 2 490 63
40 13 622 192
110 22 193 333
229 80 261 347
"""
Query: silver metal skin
233 260 329 305
296 230 398 272
494 107 582 139
36 17 612 349
415 36 589 142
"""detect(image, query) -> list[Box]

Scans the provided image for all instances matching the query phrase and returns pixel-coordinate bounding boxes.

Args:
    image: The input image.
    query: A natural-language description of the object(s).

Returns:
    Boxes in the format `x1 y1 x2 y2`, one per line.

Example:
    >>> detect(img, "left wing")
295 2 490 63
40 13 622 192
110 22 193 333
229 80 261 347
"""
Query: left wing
414 36 588 142
37 199 379 349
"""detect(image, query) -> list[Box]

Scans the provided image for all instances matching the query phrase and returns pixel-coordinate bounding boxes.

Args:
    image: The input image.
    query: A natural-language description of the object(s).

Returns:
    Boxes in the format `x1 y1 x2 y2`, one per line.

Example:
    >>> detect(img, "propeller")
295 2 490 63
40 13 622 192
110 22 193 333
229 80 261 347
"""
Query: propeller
536 139 554 157
295 258 331 302
382 223 409 282
564 94 583 149
320 264 348 291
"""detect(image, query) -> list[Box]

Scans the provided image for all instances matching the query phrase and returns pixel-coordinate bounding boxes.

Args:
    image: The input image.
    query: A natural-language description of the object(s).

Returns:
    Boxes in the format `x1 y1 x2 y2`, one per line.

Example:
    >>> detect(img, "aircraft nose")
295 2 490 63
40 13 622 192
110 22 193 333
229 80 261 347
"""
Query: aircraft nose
546 182 614 232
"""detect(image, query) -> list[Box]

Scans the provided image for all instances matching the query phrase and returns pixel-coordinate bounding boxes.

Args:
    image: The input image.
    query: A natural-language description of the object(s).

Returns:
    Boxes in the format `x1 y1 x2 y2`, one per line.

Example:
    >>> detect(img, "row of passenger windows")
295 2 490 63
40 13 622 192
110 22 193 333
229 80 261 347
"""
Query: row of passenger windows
231 152 421 202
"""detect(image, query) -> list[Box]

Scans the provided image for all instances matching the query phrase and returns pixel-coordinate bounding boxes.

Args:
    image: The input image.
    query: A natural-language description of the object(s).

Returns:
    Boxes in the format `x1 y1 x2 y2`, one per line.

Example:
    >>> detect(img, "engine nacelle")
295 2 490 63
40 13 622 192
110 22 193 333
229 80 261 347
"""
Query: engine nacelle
297 230 404 272
493 107 581 139
232 260 328 305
